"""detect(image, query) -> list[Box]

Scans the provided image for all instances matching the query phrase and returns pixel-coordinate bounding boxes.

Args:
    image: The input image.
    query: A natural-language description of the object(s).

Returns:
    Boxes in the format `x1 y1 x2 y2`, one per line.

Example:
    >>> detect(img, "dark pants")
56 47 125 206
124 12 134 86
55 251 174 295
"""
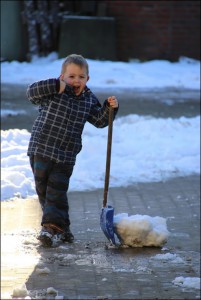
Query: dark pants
30 155 74 229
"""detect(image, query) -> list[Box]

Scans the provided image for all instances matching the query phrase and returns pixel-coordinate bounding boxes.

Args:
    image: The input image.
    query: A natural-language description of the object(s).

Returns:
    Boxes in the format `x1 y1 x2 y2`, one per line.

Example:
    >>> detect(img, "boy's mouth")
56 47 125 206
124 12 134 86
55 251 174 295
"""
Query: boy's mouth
73 86 81 95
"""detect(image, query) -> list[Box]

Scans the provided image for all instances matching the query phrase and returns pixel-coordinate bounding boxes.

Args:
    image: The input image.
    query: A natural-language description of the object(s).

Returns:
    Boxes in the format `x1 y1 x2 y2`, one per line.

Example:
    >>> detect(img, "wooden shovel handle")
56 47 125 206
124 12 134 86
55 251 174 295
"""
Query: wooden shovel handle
103 106 114 207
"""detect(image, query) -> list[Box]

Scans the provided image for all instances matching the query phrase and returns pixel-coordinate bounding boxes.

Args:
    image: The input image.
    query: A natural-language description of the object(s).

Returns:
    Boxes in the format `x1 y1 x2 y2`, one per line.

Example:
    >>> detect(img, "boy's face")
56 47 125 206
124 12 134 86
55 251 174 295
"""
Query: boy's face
60 63 89 96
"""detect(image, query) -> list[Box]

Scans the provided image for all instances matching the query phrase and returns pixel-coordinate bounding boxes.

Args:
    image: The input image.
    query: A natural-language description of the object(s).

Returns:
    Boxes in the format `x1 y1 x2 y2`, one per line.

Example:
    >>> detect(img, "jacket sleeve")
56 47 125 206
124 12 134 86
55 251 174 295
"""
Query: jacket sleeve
87 95 119 128
26 78 60 106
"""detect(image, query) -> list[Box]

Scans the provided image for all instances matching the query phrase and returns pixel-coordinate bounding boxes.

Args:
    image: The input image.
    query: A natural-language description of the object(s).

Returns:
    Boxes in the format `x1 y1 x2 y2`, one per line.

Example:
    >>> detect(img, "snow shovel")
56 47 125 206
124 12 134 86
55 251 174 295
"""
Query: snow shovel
100 106 116 245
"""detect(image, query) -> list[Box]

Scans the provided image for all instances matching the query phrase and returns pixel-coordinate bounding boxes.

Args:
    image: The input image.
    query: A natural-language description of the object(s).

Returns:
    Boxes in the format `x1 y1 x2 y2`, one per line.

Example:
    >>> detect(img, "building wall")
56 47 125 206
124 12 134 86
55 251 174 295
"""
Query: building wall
104 0 200 61
1 1 27 61
1 0 200 62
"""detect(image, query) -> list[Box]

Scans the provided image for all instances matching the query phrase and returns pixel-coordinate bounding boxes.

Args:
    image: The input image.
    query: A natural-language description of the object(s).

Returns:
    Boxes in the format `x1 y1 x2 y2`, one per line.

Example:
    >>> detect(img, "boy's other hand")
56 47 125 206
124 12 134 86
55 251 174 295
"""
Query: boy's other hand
107 96 118 108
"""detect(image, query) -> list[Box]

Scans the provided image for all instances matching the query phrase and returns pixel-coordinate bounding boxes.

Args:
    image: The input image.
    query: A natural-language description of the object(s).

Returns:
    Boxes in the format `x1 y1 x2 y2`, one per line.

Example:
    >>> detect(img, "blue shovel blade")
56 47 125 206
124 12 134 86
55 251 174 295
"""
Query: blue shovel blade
100 205 115 244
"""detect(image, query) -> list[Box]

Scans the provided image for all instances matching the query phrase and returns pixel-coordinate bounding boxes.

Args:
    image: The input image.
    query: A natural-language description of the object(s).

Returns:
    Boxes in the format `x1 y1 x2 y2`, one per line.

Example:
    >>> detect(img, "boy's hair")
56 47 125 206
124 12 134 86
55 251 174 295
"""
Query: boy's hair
61 54 89 75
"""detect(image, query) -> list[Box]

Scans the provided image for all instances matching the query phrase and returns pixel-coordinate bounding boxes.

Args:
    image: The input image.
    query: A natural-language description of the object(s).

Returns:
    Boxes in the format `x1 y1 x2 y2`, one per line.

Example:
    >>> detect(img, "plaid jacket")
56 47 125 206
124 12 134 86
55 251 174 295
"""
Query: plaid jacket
27 78 118 165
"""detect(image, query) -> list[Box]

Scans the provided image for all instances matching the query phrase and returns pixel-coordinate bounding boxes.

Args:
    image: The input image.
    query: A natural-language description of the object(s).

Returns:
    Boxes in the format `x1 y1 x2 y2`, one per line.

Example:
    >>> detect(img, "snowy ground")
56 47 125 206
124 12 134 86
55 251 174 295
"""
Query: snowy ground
1 52 200 90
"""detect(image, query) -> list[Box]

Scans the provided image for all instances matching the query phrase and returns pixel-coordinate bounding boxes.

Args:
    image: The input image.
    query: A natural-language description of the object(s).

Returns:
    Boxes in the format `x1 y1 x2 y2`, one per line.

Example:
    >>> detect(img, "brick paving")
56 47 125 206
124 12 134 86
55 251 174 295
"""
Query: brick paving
1 176 200 299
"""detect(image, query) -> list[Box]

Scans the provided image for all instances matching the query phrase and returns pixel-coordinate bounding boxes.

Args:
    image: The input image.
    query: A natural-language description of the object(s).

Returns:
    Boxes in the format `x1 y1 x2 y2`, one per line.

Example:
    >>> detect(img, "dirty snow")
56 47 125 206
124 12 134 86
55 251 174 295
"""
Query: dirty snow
113 213 169 247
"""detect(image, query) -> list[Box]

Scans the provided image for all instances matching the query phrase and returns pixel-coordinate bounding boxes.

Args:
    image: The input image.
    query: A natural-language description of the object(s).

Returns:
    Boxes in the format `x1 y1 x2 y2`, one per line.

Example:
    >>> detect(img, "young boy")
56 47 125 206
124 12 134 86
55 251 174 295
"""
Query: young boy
27 54 119 247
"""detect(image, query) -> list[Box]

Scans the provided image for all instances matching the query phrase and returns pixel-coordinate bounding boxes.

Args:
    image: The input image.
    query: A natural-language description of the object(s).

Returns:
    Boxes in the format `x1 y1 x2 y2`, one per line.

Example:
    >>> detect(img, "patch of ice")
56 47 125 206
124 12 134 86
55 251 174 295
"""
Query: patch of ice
173 276 200 290
46 287 57 294
152 253 185 263
35 267 51 275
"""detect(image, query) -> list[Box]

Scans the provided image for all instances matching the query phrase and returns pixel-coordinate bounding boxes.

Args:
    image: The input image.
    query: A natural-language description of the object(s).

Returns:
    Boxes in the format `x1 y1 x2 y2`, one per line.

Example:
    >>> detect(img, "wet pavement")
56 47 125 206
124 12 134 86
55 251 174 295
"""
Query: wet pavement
1 83 200 299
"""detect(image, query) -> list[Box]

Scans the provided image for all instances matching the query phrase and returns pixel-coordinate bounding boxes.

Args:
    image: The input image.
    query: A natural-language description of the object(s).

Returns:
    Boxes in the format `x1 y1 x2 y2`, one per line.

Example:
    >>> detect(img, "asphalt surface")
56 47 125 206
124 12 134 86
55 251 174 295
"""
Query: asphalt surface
1 84 200 130
1 84 200 299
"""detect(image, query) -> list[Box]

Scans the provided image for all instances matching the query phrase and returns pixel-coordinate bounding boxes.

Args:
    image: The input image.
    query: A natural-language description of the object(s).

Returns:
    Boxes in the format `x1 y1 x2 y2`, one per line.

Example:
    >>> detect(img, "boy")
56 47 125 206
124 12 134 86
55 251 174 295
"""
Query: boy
27 54 119 247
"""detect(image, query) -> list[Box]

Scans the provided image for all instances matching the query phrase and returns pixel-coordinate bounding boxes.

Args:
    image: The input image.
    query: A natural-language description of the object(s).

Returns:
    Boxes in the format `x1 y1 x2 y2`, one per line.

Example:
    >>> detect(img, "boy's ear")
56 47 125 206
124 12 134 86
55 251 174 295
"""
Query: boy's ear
87 75 90 81
60 74 64 80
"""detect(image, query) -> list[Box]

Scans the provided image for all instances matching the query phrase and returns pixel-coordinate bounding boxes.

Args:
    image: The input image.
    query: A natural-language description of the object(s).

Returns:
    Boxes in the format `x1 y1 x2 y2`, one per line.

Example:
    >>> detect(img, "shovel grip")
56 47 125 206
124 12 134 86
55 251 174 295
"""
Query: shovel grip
103 106 114 207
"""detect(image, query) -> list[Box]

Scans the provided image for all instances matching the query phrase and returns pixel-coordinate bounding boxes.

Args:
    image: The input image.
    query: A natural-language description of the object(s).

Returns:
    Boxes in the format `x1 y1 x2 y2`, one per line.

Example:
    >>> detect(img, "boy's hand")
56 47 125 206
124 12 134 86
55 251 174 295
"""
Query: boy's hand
107 96 118 108
59 79 66 94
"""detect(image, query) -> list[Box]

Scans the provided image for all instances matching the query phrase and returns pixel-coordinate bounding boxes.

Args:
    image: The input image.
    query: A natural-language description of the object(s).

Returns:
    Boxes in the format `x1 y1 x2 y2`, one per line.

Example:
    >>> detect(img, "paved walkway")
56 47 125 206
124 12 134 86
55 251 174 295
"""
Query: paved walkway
1 176 200 299
1 84 200 299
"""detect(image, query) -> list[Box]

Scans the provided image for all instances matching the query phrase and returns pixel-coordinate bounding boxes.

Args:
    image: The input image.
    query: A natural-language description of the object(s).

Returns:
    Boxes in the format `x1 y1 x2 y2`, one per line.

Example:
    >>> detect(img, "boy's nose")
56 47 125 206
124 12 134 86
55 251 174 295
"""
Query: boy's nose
74 80 79 85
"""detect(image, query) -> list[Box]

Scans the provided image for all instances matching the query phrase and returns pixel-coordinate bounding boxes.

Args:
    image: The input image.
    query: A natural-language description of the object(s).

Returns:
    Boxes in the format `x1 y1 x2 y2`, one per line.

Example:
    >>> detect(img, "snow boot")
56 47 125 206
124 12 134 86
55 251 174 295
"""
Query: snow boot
60 226 74 243
37 223 65 247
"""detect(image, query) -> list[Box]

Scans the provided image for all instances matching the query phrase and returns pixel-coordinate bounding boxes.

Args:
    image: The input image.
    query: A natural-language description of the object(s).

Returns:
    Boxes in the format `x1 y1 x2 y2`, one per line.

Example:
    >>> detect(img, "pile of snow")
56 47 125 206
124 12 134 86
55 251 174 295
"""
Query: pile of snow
114 213 169 247
1 114 200 201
